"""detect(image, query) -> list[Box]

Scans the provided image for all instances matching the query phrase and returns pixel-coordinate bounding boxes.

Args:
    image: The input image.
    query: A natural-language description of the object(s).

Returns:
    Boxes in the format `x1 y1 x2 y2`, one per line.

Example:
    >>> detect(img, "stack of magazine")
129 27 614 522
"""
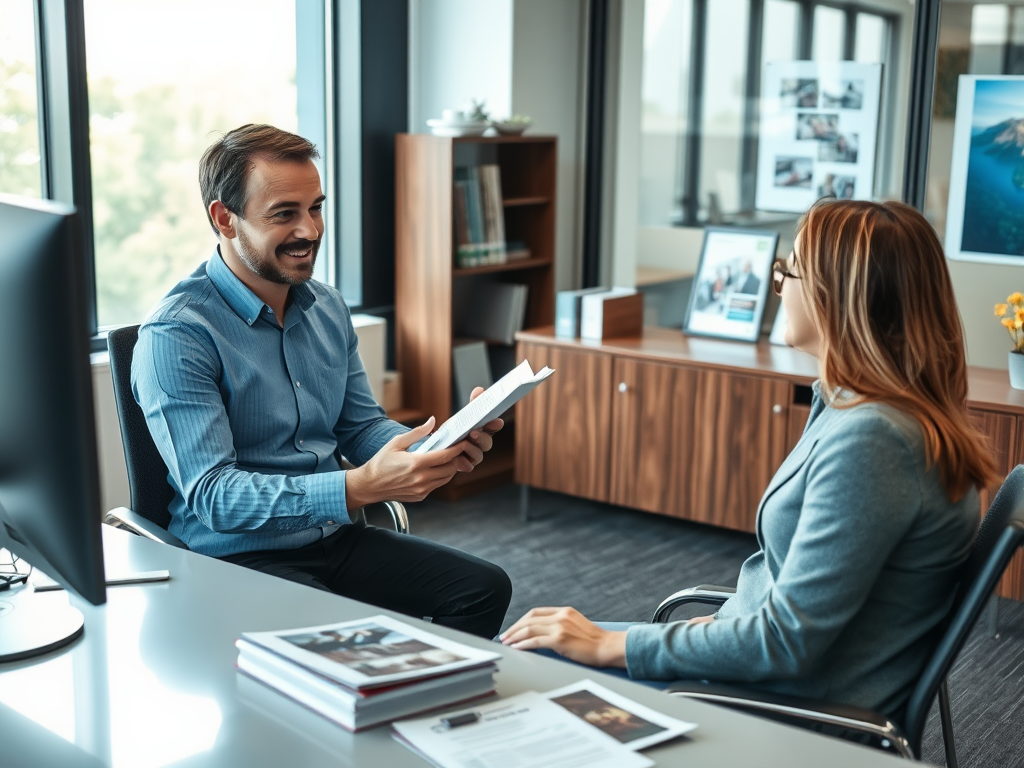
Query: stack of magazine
235 615 500 732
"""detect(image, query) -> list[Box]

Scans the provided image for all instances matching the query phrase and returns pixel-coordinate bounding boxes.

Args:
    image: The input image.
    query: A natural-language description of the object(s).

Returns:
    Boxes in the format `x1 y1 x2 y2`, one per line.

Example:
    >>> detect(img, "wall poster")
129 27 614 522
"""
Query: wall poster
946 76 1024 265
755 61 882 214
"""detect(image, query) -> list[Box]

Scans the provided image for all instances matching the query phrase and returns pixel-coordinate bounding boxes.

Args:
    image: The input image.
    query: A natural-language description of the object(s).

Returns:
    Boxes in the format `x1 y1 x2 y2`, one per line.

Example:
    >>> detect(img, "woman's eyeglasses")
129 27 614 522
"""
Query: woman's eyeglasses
772 259 801 296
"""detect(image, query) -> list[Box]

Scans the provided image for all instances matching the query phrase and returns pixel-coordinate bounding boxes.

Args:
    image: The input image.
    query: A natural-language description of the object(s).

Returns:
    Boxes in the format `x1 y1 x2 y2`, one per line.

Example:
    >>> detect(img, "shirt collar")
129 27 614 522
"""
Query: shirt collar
206 247 316 327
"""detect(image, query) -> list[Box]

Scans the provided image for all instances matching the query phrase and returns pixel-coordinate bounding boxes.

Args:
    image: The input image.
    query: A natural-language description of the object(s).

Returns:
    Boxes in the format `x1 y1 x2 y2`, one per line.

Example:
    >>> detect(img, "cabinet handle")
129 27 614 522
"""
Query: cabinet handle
618 382 628 394
772 404 783 415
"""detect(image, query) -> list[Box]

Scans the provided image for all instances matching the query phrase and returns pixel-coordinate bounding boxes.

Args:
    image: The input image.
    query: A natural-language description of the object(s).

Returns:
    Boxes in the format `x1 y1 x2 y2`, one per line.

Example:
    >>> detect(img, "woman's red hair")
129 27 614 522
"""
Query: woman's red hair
795 199 998 501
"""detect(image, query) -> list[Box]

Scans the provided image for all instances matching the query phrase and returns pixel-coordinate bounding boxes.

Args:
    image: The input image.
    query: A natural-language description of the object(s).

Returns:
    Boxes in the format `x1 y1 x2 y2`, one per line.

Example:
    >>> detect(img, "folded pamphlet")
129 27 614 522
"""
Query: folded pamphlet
411 359 554 455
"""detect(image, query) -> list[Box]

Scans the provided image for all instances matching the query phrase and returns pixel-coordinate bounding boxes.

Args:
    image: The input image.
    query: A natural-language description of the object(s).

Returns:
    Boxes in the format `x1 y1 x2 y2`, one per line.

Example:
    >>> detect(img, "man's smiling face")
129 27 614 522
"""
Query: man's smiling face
232 155 325 286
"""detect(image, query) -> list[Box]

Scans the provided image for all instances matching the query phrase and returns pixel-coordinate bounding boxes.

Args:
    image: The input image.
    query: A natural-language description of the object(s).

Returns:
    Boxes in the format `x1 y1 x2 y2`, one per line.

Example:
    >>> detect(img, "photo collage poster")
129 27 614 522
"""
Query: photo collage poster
755 61 883 213
946 76 1024 265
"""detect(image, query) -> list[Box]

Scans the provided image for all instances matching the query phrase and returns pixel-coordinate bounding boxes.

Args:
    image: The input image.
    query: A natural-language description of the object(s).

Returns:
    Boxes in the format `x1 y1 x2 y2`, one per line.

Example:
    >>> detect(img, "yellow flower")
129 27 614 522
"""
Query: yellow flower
1003 318 1016 329
996 303 1009 316
1017 308 1024 324
1009 292 1024 305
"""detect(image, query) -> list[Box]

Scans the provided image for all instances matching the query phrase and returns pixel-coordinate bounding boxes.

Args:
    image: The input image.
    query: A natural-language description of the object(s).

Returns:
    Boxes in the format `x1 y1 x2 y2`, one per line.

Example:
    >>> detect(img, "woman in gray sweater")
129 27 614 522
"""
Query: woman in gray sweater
501 199 999 717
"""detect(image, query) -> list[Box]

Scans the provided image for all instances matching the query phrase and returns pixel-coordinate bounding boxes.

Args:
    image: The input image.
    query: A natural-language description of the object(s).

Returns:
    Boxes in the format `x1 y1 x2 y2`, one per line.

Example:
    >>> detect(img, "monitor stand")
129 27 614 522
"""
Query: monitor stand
0 585 84 662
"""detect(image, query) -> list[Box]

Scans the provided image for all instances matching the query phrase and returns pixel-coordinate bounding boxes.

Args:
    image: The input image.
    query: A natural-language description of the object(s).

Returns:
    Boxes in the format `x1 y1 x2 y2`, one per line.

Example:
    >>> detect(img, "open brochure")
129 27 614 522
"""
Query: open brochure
544 679 696 751
240 615 500 691
410 359 554 455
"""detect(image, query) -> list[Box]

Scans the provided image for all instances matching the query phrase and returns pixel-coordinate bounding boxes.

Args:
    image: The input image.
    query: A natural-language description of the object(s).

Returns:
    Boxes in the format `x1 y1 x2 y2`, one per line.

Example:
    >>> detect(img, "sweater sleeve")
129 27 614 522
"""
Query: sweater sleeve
625 410 922 682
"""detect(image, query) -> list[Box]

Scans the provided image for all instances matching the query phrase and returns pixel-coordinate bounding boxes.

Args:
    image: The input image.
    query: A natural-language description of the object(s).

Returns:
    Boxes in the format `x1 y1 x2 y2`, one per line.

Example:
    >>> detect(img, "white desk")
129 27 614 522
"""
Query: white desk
1 527 908 767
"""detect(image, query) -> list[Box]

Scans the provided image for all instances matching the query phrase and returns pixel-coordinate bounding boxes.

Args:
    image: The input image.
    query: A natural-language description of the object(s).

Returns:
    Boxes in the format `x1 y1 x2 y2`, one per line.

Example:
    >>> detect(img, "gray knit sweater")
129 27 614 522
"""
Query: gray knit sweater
625 383 979 716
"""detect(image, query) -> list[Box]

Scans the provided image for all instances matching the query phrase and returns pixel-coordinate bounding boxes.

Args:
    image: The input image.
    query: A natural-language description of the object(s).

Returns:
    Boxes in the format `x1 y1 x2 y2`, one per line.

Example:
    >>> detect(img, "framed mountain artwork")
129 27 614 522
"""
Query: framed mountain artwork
946 76 1024 264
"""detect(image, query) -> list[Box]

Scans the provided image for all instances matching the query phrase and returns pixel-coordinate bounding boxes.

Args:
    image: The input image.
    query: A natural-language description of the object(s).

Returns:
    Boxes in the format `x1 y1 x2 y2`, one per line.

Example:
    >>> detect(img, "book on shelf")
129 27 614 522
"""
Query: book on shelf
452 340 494 410
453 164 507 267
454 281 528 346
235 614 500 732
411 359 554 455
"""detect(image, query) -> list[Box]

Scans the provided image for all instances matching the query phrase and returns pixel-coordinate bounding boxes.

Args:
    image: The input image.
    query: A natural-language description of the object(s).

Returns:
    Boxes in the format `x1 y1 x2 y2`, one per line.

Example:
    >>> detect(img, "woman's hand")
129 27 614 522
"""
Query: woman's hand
499 607 628 668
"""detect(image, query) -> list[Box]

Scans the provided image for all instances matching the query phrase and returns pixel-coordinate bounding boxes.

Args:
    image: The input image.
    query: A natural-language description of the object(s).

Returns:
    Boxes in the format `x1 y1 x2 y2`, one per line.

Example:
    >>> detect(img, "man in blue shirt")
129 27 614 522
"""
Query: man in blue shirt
132 124 511 637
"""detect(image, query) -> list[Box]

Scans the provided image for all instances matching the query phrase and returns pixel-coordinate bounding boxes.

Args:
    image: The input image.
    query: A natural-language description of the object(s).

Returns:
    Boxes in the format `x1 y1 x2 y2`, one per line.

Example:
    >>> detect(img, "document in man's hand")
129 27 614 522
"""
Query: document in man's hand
410 359 554 455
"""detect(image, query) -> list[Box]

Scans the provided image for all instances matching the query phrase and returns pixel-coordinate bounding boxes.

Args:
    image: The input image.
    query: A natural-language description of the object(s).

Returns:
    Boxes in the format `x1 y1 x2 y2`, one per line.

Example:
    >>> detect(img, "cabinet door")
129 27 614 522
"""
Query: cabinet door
515 342 613 502
610 360 791 532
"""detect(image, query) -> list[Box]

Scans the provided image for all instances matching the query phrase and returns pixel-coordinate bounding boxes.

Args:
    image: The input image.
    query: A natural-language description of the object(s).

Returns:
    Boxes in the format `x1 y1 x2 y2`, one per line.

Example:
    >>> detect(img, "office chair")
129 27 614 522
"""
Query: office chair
653 465 1024 767
103 325 409 546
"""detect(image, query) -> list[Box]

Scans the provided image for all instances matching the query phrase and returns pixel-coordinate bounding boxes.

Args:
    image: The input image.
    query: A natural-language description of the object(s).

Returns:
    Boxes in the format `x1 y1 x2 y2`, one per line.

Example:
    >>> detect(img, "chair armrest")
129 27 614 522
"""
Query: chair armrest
651 585 737 623
376 500 409 535
664 681 914 759
103 507 188 549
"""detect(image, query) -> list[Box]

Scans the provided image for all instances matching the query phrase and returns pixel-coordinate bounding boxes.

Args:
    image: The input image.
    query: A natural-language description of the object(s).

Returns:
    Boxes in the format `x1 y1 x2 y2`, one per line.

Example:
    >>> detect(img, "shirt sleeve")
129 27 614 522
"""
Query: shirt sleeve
132 319 349 534
331 306 409 465
625 411 922 682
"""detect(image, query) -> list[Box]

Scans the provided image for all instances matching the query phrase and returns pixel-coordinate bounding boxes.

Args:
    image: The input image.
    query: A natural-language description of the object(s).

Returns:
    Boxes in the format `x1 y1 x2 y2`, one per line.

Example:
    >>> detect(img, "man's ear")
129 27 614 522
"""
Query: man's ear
209 200 237 239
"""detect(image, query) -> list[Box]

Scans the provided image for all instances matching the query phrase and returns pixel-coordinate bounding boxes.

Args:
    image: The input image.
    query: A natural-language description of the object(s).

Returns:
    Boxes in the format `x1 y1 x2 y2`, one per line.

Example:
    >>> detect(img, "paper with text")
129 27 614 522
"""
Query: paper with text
410 360 554 454
392 691 654 768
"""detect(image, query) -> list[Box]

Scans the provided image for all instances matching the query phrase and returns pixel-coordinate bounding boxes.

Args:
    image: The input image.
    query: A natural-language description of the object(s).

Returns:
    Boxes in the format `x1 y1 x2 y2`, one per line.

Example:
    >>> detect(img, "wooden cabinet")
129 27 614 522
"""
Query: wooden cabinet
609 361 790 531
516 327 1024 600
515 342 613 502
516 333 803 533
395 134 557 500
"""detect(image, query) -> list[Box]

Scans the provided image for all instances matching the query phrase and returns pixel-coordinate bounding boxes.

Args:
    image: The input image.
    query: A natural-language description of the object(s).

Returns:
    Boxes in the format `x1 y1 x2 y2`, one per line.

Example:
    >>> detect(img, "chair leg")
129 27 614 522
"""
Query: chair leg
986 595 1000 639
938 678 958 768
519 484 530 523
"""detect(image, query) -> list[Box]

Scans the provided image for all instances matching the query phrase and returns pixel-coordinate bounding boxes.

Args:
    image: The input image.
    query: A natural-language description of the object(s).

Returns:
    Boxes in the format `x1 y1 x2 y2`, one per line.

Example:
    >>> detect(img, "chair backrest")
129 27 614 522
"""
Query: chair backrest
107 325 175 531
902 465 1024 753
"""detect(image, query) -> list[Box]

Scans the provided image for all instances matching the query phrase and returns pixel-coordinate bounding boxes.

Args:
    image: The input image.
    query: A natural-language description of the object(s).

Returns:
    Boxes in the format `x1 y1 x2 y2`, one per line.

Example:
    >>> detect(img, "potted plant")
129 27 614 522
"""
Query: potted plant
995 292 1024 389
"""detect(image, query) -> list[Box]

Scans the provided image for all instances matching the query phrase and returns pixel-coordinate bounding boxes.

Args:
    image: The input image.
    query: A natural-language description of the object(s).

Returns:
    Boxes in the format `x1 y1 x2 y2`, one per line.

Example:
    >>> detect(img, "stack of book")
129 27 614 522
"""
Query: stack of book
454 164 507 267
235 614 500 732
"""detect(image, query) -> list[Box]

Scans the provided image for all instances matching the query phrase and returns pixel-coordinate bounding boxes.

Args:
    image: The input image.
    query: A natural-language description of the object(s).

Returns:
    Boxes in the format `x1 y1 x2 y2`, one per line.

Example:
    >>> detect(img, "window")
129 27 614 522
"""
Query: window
0 0 42 198
636 0 906 228
84 0 304 328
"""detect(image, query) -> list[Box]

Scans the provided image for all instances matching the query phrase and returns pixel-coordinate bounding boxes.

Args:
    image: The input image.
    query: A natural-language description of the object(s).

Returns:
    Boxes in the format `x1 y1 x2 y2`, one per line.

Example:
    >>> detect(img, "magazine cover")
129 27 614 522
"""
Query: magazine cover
241 614 500 689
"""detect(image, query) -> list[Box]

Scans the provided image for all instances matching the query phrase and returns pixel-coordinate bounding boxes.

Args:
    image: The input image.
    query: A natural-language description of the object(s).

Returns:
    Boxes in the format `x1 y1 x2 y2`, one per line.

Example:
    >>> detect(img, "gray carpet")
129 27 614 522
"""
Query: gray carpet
406 484 1024 768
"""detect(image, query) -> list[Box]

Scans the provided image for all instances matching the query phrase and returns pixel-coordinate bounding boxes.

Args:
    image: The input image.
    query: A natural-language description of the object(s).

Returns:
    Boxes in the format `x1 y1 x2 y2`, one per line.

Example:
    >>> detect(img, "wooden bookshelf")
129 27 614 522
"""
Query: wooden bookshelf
395 134 557 500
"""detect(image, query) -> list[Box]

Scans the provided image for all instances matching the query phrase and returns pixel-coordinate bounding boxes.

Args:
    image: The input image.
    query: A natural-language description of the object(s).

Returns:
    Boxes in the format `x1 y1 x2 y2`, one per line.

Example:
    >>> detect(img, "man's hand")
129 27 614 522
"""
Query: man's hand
462 386 504 466
344 417 475 509
499 607 628 668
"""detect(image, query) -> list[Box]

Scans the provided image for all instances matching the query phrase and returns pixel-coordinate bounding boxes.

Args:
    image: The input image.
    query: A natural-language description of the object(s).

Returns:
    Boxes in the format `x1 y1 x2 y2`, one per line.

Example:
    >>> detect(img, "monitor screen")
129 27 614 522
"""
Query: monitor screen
0 194 106 621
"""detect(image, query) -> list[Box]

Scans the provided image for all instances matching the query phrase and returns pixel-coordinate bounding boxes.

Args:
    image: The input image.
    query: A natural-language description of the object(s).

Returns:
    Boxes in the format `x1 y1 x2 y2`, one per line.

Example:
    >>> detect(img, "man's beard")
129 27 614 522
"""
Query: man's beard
236 227 320 286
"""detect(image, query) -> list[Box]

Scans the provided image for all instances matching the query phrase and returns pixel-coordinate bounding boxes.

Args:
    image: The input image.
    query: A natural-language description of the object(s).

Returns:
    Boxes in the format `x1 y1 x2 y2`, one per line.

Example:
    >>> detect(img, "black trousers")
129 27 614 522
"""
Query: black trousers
220 523 512 638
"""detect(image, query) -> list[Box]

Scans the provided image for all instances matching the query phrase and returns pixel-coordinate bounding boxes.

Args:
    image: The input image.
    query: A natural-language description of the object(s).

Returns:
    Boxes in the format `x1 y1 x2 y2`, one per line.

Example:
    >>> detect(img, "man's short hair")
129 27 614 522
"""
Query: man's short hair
199 124 320 235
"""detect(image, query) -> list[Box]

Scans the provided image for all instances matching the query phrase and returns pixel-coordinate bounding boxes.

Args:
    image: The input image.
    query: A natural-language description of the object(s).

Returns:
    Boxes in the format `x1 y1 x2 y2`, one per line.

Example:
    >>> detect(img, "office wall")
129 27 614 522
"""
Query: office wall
408 0 514 132
511 0 587 291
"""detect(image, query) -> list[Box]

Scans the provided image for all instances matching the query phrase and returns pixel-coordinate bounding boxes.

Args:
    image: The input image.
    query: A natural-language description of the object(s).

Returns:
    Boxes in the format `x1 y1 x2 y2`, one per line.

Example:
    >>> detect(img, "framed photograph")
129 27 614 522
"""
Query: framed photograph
946 76 1024 265
755 61 882 213
684 227 779 343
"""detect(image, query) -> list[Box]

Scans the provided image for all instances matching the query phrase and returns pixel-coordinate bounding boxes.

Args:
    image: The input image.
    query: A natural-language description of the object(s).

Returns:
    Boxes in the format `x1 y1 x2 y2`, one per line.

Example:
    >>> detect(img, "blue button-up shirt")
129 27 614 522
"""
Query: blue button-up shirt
132 250 407 556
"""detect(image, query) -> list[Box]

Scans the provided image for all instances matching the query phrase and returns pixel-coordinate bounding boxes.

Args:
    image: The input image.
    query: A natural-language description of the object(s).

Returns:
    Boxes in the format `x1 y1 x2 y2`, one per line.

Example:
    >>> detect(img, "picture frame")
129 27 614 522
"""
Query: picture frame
684 227 779 343
945 75 1024 265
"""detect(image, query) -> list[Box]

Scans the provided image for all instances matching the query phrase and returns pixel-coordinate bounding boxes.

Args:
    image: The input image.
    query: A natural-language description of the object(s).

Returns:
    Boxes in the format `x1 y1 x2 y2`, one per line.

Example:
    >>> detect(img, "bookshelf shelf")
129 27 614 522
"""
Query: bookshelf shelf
452 257 551 278
503 196 550 207
395 133 557 500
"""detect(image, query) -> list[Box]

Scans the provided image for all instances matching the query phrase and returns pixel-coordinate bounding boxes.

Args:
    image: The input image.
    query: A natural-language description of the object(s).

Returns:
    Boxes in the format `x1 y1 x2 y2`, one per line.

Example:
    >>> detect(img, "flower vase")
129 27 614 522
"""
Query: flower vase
1010 352 1024 390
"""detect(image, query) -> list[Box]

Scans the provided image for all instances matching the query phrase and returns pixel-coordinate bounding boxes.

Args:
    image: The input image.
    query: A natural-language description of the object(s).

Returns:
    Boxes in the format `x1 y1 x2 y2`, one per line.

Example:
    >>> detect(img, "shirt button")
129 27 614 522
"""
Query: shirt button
296 381 302 388
299 439 304 445
326 521 335 526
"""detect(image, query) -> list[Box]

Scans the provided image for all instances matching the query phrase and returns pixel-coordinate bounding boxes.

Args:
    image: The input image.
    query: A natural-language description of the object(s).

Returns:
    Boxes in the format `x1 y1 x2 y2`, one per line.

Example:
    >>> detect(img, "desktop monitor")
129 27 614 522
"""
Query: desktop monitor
0 194 106 662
